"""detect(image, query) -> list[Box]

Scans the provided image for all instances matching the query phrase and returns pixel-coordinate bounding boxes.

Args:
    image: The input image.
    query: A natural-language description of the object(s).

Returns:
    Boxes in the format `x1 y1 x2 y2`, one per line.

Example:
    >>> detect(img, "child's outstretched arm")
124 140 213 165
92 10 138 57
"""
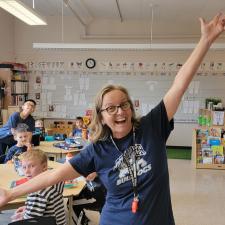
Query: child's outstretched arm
0 162 80 208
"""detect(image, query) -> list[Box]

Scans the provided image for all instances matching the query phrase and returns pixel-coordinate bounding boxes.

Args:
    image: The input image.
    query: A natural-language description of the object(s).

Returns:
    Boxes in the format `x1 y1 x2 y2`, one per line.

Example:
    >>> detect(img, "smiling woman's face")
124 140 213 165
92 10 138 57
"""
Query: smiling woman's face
100 89 133 139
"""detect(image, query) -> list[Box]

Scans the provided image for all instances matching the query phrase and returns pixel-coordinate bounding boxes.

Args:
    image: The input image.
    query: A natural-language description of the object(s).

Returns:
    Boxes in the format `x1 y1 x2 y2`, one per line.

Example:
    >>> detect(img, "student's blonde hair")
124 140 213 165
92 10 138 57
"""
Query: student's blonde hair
89 84 140 142
35 119 44 127
20 149 47 165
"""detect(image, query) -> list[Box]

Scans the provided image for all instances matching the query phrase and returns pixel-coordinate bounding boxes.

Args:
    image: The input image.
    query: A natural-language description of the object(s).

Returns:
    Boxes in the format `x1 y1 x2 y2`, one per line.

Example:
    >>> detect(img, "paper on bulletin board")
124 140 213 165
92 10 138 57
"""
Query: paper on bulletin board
188 101 194 114
79 93 86 105
188 82 194 94
212 111 224 126
73 91 79 106
194 81 200 94
64 86 72 101
194 100 200 114
41 93 47 105
79 76 85 90
85 77 89 90
33 83 41 90
182 100 189 114
47 92 52 104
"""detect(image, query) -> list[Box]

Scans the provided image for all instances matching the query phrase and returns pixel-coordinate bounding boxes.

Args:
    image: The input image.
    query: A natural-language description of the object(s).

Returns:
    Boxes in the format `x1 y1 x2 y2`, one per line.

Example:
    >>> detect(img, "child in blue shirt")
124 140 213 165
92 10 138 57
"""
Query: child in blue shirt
4 123 32 163
70 116 89 140
0 99 36 163
34 119 45 141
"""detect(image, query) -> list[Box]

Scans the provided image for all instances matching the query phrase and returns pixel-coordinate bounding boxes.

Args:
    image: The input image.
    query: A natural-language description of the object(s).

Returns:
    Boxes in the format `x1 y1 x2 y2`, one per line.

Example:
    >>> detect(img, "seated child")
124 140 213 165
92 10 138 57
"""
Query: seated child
11 149 66 225
34 119 45 141
69 116 89 140
4 123 32 163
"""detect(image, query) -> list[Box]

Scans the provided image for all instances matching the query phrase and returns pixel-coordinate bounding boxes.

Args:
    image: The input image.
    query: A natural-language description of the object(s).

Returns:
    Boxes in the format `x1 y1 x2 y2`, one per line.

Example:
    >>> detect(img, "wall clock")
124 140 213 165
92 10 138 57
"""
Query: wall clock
85 58 96 69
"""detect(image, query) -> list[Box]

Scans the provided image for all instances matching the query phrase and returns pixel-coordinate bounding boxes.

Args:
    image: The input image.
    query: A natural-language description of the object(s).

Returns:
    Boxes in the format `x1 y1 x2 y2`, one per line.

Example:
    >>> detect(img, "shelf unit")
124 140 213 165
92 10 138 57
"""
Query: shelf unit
0 63 29 109
192 110 225 170
192 129 225 169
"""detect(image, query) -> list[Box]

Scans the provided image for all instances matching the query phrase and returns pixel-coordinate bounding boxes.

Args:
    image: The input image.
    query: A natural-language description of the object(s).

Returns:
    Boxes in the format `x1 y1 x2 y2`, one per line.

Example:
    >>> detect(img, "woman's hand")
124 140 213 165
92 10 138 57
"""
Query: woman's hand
200 13 225 45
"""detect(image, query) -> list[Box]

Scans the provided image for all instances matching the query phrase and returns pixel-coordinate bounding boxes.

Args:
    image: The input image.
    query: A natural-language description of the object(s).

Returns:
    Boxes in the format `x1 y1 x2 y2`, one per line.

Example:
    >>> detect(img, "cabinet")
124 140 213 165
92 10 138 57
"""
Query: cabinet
45 120 74 137
192 110 225 169
0 63 28 109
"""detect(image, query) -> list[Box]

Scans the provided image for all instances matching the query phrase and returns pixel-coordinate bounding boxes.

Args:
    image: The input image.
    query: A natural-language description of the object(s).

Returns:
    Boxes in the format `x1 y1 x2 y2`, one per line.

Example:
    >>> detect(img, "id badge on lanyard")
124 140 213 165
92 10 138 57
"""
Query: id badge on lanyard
111 130 139 213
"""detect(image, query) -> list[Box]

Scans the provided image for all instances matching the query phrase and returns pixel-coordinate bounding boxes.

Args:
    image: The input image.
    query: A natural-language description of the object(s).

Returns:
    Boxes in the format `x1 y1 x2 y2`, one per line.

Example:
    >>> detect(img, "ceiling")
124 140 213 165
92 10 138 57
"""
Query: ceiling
15 0 225 41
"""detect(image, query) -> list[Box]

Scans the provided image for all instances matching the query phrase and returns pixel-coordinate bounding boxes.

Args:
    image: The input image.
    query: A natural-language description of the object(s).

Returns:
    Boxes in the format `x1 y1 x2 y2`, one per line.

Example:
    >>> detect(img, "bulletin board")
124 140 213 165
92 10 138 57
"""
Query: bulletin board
26 60 225 122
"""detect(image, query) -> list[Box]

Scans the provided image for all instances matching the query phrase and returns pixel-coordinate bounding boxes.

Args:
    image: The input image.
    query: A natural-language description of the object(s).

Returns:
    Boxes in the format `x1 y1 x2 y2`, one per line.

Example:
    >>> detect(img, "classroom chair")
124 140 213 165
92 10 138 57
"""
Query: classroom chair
8 217 56 225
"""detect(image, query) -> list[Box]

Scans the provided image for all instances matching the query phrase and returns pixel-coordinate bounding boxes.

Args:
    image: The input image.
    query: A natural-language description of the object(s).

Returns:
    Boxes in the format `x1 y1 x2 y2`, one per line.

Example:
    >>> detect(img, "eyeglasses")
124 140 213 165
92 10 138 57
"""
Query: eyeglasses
100 101 131 115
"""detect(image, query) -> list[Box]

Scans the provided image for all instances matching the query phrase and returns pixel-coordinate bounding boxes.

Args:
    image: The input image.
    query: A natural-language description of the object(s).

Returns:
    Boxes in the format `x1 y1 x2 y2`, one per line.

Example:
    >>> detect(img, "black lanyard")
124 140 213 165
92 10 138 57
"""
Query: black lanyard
110 128 139 213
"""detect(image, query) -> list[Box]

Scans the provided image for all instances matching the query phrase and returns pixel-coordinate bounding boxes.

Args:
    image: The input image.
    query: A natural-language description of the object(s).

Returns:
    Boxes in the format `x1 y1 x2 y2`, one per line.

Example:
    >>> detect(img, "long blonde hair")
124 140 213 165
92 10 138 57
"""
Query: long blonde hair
89 84 139 142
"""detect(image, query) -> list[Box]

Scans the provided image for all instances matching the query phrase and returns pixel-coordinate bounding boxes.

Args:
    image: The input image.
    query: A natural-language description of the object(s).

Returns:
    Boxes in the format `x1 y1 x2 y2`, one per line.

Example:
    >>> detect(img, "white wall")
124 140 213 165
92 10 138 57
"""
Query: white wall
0 9 14 61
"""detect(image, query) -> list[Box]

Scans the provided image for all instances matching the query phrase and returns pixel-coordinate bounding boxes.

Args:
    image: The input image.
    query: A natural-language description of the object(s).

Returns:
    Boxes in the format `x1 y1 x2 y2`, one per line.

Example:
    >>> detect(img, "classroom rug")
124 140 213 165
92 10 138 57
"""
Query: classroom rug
167 147 191 160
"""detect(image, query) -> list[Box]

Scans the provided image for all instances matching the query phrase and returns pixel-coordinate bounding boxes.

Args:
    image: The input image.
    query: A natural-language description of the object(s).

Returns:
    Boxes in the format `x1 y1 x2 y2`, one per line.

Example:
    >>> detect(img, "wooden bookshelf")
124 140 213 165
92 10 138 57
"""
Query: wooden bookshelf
0 63 28 108
192 128 225 170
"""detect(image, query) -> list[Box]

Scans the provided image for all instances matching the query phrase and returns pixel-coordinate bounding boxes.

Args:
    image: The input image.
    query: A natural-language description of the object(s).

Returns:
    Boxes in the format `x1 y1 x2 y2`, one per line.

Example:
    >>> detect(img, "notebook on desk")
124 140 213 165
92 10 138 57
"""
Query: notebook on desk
53 141 83 150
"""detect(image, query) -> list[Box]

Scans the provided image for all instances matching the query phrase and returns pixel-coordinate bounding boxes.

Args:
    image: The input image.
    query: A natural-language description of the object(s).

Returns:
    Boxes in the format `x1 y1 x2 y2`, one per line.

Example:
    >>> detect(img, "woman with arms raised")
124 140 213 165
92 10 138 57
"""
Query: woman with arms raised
1 13 225 225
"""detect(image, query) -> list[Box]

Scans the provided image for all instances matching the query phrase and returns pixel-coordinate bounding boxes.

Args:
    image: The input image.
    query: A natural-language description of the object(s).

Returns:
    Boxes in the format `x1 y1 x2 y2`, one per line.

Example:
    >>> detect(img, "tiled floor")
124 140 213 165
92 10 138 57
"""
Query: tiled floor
1 159 225 225
169 159 225 225
0 210 14 225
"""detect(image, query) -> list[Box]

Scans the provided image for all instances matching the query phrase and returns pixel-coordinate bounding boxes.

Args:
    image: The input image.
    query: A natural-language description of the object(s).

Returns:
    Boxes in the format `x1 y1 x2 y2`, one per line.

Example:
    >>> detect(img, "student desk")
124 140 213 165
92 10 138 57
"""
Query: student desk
0 161 86 225
36 141 81 161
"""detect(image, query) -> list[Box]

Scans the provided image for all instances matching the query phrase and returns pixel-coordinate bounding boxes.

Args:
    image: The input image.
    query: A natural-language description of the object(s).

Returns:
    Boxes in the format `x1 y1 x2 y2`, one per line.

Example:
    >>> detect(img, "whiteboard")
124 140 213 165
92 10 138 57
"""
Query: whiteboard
27 61 225 123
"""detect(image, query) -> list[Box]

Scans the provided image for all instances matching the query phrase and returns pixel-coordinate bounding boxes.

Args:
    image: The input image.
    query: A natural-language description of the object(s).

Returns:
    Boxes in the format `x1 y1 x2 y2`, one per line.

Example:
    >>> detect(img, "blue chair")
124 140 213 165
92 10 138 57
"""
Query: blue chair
44 135 55 141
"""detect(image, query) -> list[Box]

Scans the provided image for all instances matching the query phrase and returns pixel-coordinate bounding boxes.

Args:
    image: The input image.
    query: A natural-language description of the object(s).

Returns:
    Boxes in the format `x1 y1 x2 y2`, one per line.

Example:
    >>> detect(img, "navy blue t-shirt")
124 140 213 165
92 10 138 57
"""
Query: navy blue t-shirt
4 145 27 163
70 100 175 225
0 112 35 139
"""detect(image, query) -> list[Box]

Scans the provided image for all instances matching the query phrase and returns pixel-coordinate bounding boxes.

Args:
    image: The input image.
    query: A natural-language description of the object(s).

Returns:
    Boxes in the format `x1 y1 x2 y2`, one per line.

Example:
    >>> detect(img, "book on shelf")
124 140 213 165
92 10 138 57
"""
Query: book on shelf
196 129 209 139
211 145 225 164
201 144 213 164
11 81 28 94
12 95 26 106
209 127 221 137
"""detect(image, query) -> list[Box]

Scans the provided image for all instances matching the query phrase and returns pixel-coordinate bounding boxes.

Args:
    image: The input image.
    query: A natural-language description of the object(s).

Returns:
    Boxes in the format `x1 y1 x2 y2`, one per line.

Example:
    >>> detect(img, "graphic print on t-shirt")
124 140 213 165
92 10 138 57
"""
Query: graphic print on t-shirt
113 144 151 185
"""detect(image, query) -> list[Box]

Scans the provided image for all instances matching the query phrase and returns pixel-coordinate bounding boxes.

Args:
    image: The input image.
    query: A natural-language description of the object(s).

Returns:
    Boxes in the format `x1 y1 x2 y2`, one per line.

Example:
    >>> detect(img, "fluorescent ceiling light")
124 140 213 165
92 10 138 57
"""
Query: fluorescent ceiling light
0 0 47 25
33 43 225 51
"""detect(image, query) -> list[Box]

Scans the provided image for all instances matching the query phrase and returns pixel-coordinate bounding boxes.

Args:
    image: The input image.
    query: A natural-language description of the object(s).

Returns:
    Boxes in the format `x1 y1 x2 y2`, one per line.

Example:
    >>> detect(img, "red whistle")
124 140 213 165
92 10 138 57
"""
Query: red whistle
132 198 139 213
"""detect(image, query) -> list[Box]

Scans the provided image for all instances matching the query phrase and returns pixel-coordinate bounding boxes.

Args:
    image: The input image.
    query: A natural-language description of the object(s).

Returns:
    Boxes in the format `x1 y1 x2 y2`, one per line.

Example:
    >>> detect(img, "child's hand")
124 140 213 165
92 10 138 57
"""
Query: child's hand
11 206 26 221
15 206 26 213
6 160 13 164
25 142 32 151
86 172 97 181
11 128 16 135
11 212 24 221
